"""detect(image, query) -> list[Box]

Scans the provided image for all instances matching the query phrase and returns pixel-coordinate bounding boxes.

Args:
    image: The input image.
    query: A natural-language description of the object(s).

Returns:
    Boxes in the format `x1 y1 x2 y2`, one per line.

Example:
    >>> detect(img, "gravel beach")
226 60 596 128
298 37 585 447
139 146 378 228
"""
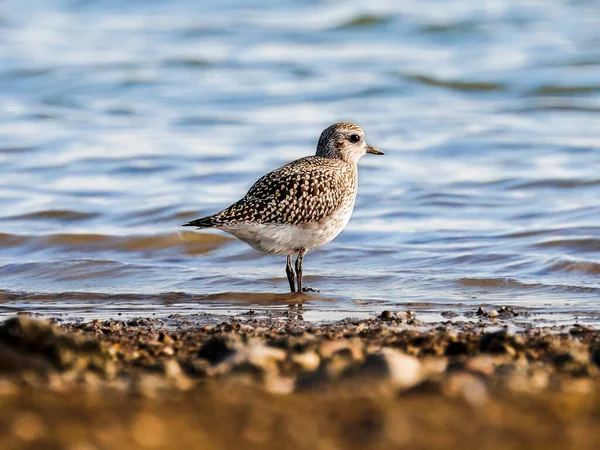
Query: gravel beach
1 310 600 449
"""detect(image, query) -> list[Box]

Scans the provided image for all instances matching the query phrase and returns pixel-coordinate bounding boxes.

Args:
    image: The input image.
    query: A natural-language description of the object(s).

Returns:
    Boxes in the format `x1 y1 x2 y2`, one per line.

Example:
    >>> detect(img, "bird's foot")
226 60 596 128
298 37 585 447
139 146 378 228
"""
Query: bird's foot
302 287 320 293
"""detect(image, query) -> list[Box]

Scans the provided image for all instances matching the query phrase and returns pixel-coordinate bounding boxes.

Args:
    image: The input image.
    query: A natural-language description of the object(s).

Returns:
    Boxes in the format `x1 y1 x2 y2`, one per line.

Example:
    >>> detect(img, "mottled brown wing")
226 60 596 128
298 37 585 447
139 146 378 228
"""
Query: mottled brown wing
214 157 348 225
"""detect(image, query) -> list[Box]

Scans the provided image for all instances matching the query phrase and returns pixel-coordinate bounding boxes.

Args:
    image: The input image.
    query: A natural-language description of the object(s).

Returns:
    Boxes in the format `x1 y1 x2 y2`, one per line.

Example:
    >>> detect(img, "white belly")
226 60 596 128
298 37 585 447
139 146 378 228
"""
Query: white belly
221 203 354 256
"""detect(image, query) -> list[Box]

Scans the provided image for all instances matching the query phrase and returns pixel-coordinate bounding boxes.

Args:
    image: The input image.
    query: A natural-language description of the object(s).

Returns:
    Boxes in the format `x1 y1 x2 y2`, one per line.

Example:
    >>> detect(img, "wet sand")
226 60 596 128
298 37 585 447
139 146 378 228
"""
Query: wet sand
1 310 600 449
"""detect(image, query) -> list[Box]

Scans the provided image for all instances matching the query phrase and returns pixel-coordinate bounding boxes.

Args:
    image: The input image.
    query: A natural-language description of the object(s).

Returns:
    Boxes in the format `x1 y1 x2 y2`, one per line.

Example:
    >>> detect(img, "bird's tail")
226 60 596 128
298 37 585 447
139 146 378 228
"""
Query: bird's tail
181 215 219 229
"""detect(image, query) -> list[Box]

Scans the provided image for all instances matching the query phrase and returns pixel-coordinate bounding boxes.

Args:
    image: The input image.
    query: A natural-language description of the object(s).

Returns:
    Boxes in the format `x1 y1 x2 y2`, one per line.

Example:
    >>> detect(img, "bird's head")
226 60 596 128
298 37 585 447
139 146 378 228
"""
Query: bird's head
315 122 383 164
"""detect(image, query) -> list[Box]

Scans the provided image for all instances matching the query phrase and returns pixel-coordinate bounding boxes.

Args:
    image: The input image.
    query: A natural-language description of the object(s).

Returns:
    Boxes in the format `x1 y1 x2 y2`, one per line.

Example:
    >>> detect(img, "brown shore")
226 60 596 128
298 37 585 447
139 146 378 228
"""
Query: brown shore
1 309 600 450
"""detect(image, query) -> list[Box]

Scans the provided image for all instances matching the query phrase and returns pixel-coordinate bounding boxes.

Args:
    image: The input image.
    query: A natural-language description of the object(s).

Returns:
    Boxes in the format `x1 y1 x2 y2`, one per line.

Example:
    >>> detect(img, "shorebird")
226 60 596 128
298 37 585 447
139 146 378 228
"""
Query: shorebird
183 122 383 293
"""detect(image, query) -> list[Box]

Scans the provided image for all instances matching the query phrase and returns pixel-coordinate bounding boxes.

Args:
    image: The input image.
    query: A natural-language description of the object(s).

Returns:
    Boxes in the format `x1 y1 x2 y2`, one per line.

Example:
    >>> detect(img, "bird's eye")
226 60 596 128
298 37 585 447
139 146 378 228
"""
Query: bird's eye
349 134 361 143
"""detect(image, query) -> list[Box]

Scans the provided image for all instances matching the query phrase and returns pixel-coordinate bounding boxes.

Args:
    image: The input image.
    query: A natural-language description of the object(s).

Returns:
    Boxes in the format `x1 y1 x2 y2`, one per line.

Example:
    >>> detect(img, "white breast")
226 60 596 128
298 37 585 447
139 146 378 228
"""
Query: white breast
222 200 355 256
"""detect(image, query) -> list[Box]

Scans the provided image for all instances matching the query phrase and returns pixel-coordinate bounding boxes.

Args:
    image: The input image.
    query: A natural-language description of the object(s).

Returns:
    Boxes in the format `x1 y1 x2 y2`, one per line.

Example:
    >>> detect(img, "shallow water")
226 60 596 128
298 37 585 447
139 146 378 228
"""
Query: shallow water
1 0 599 325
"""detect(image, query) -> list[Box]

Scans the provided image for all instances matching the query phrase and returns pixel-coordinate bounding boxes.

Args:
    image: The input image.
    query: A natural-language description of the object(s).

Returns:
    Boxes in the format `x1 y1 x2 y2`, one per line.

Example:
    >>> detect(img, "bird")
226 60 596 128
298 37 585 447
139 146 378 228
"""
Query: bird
182 122 383 293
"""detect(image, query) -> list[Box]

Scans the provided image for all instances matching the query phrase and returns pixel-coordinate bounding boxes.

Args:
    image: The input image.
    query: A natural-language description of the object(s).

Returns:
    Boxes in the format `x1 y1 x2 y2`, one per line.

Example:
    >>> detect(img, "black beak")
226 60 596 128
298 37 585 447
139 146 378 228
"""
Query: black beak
366 144 384 155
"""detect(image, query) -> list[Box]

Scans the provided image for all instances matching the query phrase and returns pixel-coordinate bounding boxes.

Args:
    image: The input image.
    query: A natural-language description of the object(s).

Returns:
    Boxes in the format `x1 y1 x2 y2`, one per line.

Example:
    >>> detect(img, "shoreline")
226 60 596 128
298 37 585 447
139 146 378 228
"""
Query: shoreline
4 298 596 331
1 311 600 449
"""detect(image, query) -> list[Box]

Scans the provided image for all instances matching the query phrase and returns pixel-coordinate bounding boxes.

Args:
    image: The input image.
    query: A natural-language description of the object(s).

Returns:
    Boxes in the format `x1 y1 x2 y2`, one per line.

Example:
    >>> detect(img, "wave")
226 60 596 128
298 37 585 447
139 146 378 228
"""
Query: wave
1 209 98 222
534 238 600 252
457 276 600 293
0 233 29 247
403 73 505 92
0 289 323 306
508 179 600 190
500 226 600 239
544 260 600 275
0 231 233 256
456 277 542 289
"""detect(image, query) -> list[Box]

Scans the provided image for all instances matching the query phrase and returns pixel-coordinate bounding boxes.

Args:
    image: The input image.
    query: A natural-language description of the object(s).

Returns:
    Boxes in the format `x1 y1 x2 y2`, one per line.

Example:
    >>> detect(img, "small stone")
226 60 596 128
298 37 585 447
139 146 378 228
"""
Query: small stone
160 346 175 357
0 379 17 396
498 306 518 318
355 323 368 333
291 351 320 372
569 324 593 336
162 359 183 379
445 341 469 356
420 357 448 377
83 372 102 392
263 374 295 395
0 316 111 376
319 339 362 361
380 310 393 320
396 311 412 321
552 352 575 368
243 344 286 367
158 332 174 345
528 369 550 393
12 412 46 442
162 359 193 390
590 344 600 367
134 374 165 399
561 378 594 395
210 343 286 377
476 306 487 316
197 334 244 364
444 373 488 407
464 356 495 377
131 413 165 448
552 346 592 376
488 310 499 318
380 349 422 389
357 348 422 390
480 329 517 356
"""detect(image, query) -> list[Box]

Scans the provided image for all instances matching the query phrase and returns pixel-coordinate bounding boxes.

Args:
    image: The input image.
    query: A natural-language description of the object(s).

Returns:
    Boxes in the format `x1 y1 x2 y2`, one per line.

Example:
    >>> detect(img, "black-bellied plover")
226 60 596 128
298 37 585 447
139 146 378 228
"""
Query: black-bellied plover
183 122 383 293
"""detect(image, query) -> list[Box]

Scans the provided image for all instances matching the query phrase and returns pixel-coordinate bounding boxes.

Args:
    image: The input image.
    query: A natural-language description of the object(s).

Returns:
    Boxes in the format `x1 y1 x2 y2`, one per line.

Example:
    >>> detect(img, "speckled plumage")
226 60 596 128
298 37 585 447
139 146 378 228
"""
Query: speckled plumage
183 122 383 292
188 156 356 228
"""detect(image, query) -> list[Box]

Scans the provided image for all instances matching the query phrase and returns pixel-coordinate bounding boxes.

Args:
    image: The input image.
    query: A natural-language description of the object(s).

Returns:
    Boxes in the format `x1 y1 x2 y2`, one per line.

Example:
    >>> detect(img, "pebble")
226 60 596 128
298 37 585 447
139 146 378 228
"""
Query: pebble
160 346 175 357
12 412 46 442
590 344 600 367
210 343 286 377
319 339 363 361
197 334 244 364
291 351 321 372
380 310 394 320
131 412 166 448
158 332 174 345
134 375 167 398
480 329 518 356
0 316 113 377
263 374 295 395
498 306 519 318
380 349 423 389
444 373 488 407
162 359 183 379
357 349 423 390
464 356 495 377
2 315 600 407
0 379 17 396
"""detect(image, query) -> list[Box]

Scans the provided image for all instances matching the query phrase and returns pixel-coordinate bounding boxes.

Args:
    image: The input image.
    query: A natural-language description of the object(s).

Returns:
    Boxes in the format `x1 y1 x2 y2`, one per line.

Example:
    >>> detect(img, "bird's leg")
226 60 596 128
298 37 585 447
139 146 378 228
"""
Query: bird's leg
286 255 296 293
295 249 306 293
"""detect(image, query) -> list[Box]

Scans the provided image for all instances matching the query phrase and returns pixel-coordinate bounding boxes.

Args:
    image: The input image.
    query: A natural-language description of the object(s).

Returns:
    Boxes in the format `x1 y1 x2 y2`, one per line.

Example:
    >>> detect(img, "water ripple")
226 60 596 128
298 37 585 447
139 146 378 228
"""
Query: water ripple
0 0 598 324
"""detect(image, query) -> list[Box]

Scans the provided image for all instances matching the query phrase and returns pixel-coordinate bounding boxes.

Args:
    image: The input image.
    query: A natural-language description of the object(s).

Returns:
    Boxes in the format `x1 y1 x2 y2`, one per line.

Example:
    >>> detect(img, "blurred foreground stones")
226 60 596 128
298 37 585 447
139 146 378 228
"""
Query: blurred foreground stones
1 313 600 449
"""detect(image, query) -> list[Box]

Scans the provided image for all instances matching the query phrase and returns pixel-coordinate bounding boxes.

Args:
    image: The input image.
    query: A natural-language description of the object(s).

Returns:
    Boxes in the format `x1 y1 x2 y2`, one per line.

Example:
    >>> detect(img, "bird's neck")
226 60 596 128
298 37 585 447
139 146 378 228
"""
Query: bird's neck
340 161 359 191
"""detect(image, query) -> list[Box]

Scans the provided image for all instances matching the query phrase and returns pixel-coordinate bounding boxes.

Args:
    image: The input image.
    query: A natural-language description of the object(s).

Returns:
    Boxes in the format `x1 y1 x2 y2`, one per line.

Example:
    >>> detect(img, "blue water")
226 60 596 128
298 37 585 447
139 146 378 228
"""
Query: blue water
0 0 599 325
